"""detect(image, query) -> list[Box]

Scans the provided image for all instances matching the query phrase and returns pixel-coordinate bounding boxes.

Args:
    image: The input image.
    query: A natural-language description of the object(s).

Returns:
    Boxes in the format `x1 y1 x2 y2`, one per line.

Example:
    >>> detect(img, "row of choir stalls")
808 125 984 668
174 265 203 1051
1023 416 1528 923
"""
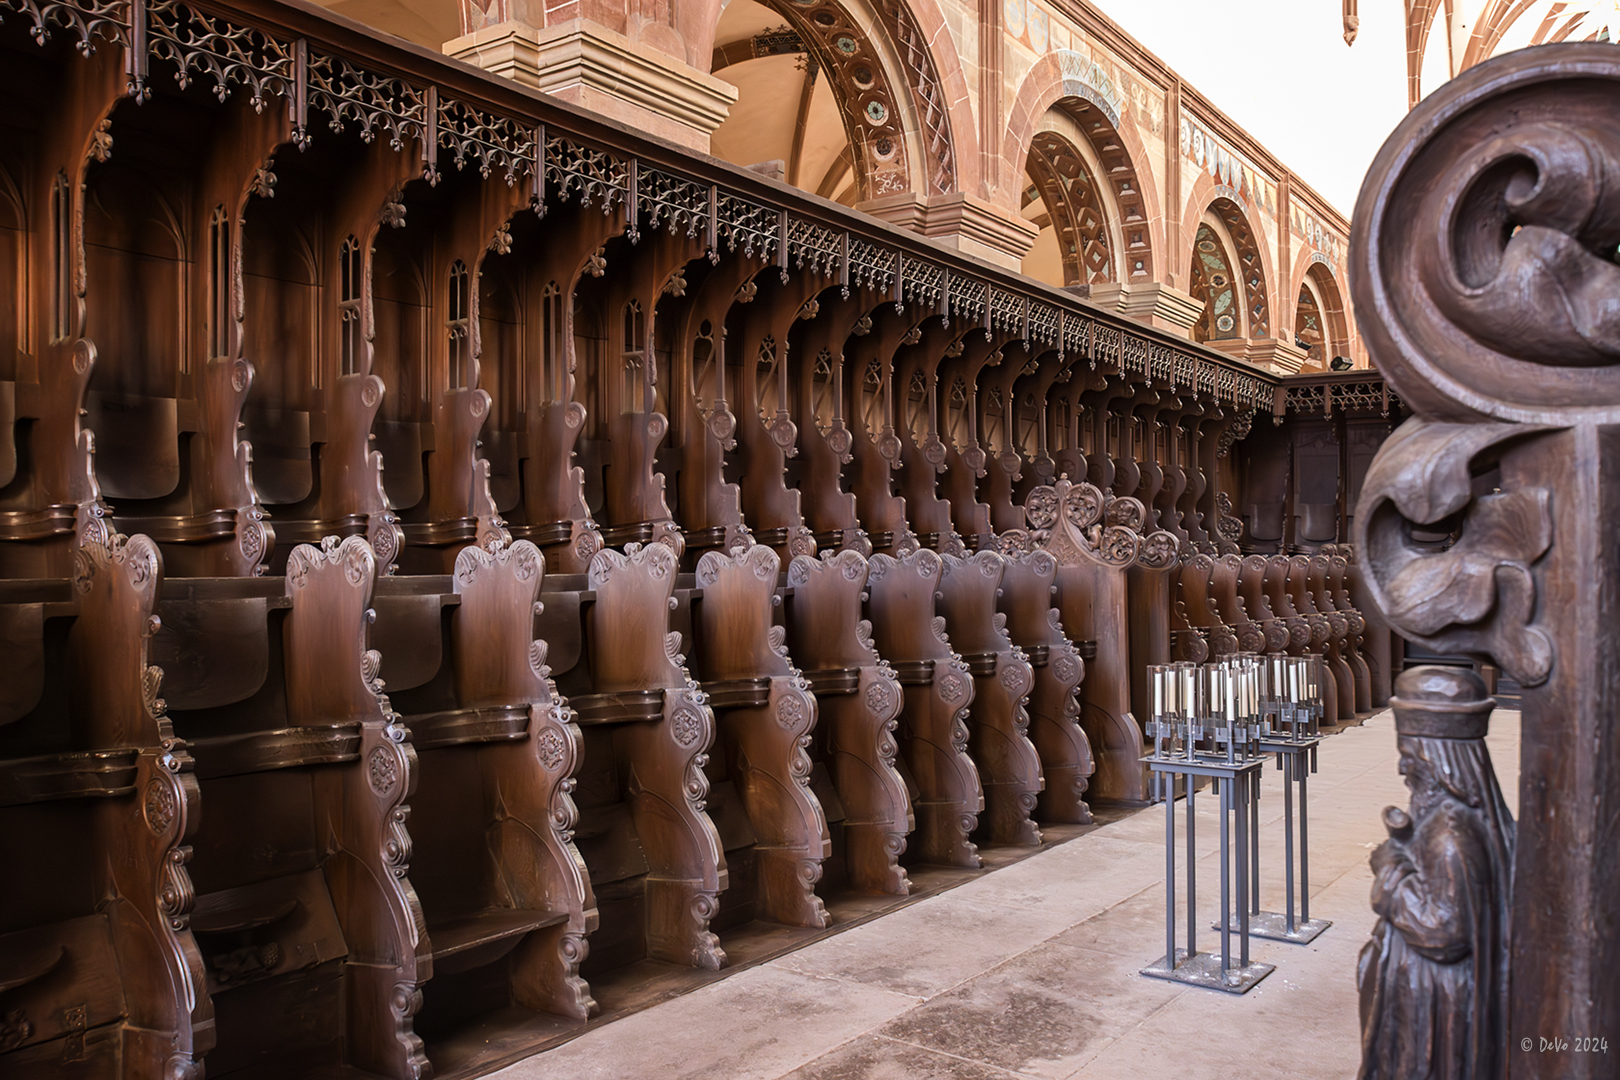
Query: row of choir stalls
0 0 1347 1077
1228 372 1409 709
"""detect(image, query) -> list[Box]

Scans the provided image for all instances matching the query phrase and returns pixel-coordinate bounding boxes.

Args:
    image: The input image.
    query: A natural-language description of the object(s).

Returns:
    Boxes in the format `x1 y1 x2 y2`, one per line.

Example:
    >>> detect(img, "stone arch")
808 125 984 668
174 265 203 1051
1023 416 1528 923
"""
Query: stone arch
696 0 970 201
1020 118 1118 288
1002 51 1162 282
1180 173 1273 339
1293 258 1351 367
1288 243 1357 364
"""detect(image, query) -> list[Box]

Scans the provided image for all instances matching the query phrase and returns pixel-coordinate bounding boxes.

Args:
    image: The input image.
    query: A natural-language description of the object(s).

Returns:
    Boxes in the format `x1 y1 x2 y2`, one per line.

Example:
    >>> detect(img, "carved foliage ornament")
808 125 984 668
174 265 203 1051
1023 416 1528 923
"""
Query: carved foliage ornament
1348 49 1620 686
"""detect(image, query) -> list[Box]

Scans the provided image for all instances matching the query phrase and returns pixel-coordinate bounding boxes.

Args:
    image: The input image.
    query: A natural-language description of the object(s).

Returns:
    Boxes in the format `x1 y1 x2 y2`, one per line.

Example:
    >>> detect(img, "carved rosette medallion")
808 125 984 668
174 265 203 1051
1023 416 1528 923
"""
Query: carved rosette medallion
143 777 178 835
536 726 567 770
865 680 894 718
776 692 806 731
368 746 399 797
671 706 703 748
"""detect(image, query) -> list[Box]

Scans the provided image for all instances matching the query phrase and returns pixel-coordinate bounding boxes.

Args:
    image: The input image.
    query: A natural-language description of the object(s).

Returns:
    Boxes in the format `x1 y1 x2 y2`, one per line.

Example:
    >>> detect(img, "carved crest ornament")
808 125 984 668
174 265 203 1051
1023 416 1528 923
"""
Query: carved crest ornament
1351 43 1620 1079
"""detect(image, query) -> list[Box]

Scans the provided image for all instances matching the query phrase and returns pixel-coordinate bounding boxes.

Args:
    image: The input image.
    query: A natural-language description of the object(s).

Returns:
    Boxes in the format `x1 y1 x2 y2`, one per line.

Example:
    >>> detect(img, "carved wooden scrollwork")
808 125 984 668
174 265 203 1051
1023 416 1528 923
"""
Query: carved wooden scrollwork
1351 43 1620 1075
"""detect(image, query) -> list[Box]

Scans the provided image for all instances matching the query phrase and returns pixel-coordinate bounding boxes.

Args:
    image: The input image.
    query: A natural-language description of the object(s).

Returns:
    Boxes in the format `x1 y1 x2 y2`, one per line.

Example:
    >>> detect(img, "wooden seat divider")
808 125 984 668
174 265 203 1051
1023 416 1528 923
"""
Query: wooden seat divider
991 542 1093 824
935 549 1044 846
783 549 912 896
543 541 727 972
689 543 829 928
0 537 212 1079
371 534 598 1058
1022 478 1152 806
864 547 984 867
160 536 428 1079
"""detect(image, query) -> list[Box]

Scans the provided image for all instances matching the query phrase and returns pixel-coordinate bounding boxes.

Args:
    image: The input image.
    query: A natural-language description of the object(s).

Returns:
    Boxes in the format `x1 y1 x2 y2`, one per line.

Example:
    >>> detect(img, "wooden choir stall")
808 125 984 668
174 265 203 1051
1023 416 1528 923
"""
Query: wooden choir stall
0 2 1397 1076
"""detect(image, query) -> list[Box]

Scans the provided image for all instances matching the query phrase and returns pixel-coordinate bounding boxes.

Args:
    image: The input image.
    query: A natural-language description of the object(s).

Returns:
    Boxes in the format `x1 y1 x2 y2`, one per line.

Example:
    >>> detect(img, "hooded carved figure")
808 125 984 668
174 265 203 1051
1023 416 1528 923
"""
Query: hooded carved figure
1358 666 1514 1080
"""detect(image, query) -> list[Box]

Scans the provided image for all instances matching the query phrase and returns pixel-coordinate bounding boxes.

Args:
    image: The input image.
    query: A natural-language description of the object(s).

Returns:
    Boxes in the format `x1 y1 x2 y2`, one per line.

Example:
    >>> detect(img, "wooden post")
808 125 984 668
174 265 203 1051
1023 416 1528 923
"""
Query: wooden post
1352 44 1620 1078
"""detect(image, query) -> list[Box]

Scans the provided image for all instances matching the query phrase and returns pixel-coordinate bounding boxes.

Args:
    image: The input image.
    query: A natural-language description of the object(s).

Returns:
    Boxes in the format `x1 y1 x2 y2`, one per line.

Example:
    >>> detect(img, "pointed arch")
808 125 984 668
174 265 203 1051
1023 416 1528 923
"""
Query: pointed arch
1002 51 1163 283
695 0 971 200
1180 170 1276 339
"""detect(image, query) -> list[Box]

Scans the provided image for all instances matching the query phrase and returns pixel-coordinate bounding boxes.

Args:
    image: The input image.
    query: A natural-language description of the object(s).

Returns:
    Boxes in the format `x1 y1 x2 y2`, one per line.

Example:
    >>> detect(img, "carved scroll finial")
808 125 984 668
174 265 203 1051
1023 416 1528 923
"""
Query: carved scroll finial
1353 43 1620 426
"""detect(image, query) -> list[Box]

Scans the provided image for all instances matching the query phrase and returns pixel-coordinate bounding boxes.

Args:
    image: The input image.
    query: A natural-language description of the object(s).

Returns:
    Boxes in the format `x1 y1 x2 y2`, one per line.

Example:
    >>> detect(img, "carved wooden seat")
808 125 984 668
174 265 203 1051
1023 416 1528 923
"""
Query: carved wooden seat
237 131 417 577
1019 478 1152 806
1304 554 1372 717
371 538 597 1049
542 541 727 973
0 537 211 1079
1324 549 1378 711
1177 552 1239 658
1210 554 1289 654
682 543 829 929
992 544 1093 824
864 547 983 867
1287 554 1352 724
158 536 427 1079
782 549 911 896
936 549 1043 846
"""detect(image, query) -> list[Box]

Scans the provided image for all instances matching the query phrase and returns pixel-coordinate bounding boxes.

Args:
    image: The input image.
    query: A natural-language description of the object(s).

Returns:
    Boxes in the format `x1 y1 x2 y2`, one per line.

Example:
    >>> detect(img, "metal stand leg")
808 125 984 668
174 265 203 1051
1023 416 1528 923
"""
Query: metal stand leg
1143 761 1273 994
1165 775 1176 970
1250 766 1261 916
1283 751 1296 933
1234 770 1250 968
1219 778 1231 973
1186 783 1196 959
1300 766 1311 925
1226 743 1330 945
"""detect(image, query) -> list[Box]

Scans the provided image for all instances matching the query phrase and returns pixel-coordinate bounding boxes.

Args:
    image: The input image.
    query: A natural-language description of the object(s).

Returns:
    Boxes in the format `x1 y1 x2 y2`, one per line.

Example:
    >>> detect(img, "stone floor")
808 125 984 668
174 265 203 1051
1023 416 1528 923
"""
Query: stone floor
491 708 1522 1080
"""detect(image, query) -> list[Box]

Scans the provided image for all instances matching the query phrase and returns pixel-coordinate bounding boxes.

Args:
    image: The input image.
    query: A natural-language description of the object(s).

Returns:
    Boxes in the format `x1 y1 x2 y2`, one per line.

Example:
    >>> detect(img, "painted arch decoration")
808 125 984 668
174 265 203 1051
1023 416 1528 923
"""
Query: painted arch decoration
1022 130 1115 287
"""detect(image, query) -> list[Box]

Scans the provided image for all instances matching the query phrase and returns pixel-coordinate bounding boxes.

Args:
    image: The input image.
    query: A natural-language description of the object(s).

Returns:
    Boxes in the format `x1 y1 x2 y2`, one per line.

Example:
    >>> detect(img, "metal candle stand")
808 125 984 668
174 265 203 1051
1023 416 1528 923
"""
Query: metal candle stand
1223 654 1333 946
1140 660 1274 994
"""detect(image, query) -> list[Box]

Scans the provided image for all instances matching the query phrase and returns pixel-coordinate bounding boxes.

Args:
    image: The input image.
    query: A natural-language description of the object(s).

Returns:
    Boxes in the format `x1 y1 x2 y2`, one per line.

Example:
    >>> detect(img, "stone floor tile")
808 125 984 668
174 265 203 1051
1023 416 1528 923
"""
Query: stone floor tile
775 1033 1030 1080
488 965 919 1080
874 942 1183 1079
770 892 1085 998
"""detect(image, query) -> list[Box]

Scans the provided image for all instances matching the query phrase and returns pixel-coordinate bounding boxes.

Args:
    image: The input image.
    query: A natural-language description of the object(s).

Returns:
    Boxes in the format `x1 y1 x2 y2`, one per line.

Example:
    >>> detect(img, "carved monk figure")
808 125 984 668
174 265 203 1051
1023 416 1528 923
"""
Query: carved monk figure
1358 666 1514 1080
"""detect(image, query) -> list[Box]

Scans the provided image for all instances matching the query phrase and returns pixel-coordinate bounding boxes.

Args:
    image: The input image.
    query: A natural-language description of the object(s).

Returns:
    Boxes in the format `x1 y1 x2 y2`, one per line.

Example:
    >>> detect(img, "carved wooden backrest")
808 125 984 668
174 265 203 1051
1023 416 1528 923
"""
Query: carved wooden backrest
785 549 887 674
694 543 794 682
585 542 688 692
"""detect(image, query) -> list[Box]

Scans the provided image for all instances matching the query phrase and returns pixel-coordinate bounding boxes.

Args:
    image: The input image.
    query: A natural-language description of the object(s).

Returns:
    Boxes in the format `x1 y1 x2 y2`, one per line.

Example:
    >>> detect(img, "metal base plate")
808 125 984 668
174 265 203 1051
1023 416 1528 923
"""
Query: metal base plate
1215 911 1332 944
1140 949 1275 994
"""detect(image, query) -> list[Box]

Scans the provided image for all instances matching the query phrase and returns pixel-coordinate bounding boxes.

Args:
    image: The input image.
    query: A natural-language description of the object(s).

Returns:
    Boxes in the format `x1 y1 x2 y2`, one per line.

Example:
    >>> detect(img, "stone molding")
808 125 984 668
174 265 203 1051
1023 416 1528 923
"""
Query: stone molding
1086 282 1204 339
858 191 1040 272
1201 336 1309 376
445 19 738 152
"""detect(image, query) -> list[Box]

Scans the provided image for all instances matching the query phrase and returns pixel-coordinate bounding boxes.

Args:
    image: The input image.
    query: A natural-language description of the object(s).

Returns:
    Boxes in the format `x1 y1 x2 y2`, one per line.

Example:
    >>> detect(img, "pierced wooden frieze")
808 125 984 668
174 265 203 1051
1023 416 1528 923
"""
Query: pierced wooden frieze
864 546 983 868
784 548 911 896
